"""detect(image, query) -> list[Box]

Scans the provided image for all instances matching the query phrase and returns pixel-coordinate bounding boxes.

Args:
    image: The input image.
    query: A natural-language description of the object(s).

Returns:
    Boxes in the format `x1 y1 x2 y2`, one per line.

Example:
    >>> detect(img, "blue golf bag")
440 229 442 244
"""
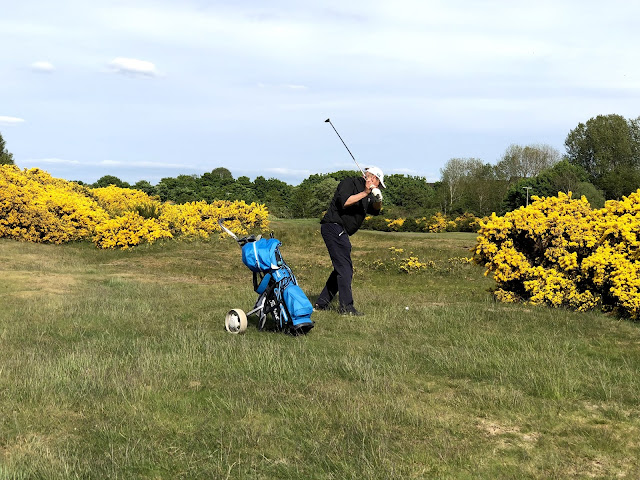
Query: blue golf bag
220 218 314 335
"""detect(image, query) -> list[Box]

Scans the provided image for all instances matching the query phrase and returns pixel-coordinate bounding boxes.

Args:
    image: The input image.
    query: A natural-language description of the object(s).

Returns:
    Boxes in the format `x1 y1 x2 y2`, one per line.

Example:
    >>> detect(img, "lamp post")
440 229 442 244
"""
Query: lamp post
523 186 532 207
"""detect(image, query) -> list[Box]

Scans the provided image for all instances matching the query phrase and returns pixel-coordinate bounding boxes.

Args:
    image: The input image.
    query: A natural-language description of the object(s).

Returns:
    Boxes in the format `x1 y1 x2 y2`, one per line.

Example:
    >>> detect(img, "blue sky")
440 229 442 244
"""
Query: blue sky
1 0 639 185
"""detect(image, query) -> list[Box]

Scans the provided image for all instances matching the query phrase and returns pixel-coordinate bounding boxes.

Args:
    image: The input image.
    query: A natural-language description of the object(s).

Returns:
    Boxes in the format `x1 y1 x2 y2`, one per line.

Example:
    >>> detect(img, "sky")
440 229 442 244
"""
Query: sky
1 0 639 186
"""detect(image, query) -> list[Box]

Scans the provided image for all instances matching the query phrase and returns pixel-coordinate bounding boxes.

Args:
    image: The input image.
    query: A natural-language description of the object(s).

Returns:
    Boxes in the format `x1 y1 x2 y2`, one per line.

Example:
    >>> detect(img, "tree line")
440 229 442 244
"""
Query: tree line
2 113 639 219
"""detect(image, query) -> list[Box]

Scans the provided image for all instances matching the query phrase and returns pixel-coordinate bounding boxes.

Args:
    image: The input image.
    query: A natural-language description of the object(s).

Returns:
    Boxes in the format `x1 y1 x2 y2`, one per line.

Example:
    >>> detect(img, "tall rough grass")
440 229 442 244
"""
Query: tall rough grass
1 221 639 478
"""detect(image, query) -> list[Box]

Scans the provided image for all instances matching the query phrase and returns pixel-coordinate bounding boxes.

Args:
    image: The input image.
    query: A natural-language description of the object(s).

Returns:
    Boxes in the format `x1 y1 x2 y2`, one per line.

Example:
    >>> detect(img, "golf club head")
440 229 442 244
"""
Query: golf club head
323 117 366 177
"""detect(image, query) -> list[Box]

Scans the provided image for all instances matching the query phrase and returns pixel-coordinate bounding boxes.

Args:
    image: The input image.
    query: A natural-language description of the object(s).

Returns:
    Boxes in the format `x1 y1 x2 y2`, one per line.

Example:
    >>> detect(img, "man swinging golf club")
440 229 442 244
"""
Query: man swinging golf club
314 165 385 316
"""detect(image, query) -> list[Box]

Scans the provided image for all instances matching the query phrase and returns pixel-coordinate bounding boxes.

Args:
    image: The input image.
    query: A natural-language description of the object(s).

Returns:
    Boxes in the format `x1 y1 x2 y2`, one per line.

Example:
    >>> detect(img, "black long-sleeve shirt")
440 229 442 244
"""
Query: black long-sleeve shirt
320 177 381 236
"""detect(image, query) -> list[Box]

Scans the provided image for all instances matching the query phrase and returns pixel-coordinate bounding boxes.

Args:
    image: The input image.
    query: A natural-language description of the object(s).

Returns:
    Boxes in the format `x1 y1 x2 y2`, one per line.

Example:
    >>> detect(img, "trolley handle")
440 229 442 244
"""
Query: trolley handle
218 217 261 247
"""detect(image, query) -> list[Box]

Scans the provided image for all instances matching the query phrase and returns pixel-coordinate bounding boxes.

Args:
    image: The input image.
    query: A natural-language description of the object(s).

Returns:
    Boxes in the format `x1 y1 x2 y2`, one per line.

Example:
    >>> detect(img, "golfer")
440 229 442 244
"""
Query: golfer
314 166 385 316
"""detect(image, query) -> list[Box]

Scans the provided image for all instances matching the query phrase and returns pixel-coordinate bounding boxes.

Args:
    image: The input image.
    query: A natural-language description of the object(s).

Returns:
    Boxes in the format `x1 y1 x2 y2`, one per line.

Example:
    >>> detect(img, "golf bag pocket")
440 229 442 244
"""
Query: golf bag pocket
242 238 281 273
255 273 272 294
270 268 290 283
281 284 314 331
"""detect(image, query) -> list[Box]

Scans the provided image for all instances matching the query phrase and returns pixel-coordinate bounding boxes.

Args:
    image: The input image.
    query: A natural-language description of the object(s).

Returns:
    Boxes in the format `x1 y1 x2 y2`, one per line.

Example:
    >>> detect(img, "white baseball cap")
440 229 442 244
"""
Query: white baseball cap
365 166 386 188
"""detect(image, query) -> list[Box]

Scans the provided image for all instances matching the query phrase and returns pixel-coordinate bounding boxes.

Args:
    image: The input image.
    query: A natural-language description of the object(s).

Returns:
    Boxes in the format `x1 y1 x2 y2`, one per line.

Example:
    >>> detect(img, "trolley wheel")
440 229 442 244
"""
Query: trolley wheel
225 308 248 334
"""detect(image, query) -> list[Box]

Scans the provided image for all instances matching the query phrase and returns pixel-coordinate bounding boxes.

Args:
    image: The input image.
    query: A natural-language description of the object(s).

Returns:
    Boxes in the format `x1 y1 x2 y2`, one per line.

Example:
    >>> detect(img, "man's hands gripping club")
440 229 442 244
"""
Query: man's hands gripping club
343 171 382 208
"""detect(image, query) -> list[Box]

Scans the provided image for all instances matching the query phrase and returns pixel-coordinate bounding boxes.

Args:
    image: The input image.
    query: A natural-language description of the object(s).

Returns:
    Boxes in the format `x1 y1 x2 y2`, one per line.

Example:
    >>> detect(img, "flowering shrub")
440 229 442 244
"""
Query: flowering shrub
362 212 481 233
365 246 434 274
1 166 271 250
160 200 269 240
91 185 161 217
93 212 173 250
424 212 450 232
454 212 481 232
385 218 405 231
0 165 108 244
398 256 430 274
474 191 640 319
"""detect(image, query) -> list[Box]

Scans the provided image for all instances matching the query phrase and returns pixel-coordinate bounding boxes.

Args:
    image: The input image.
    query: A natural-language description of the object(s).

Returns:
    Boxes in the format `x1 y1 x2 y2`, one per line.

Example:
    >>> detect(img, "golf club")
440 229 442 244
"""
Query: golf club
324 118 366 178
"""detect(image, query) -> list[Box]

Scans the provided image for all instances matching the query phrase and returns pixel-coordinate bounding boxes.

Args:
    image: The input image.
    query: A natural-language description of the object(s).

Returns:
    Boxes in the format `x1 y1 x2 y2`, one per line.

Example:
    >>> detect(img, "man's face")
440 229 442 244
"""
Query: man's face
365 172 380 189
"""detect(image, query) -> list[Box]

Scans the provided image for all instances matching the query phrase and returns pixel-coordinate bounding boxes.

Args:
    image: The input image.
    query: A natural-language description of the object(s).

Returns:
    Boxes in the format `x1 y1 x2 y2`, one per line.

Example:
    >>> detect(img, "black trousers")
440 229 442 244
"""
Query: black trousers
317 222 353 309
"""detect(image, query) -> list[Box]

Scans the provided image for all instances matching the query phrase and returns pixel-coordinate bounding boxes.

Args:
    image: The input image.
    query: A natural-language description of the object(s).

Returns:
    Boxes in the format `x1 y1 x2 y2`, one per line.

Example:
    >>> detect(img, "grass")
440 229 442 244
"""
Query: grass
1 219 640 478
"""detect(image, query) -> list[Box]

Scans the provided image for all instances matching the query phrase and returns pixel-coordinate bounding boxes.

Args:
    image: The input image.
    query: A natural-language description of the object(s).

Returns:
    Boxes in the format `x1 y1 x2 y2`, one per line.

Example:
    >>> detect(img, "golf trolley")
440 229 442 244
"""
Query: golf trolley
219 218 314 335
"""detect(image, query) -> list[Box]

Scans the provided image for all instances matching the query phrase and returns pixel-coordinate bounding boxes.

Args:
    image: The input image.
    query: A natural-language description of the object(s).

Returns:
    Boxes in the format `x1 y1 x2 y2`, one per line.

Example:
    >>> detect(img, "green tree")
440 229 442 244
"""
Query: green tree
0 131 15 165
288 185 312 219
298 170 360 190
384 174 435 213
496 144 561 182
573 182 606 208
251 177 294 216
253 176 270 201
201 169 234 189
93 175 130 188
462 162 507 216
440 158 467 213
503 160 604 210
133 180 157 196
565 114 640 199
307 177 339 218
221 182 258 204
237 175 252 188
210 167 233 180
156 176 199 203
599 168 640 200
542 159 588 193
169 174 200 203
440 158 486 214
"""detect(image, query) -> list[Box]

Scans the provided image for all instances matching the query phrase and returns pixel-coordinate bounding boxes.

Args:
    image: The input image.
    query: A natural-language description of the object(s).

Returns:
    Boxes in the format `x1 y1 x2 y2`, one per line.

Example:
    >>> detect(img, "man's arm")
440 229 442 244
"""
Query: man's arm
343 188 371 207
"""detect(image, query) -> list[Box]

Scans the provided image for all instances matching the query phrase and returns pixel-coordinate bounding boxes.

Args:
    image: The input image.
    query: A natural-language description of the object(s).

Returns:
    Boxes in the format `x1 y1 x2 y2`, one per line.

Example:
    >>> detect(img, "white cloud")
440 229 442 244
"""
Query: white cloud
99 159 188 169
26 158 189 169
0 116 25 126
108 57 159 77
31 61 55 73
30 158 80 165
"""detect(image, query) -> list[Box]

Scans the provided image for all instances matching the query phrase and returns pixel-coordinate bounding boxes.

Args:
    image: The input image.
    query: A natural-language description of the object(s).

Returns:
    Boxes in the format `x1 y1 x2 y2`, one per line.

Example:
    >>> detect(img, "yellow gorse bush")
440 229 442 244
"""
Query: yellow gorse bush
363 212 480 233
425 212 448 232
384 218 405 231
93 211 173 250
419 212 471 233
0 165 109 243
91 185 161 217
160 200 269 240
474 190 640 319
1 166 270 250
398 256 429 274
379 246 433 274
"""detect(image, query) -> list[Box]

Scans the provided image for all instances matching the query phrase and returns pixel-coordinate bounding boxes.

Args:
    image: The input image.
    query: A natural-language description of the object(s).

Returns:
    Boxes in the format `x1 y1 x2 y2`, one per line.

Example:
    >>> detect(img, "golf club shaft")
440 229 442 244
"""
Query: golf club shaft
325 119 366 177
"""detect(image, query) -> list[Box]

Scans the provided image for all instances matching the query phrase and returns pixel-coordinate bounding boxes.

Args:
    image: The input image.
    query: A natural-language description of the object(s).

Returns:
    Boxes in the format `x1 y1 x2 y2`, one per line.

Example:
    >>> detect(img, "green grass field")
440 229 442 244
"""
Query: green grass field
1 219 639 479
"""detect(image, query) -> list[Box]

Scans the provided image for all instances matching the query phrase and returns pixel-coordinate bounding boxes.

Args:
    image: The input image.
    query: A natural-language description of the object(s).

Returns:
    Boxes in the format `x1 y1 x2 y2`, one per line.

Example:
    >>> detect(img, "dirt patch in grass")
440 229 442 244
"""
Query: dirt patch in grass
476 418 541 448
